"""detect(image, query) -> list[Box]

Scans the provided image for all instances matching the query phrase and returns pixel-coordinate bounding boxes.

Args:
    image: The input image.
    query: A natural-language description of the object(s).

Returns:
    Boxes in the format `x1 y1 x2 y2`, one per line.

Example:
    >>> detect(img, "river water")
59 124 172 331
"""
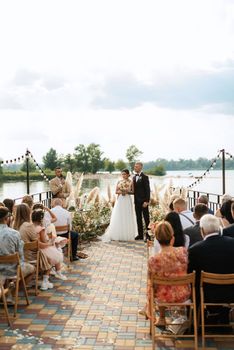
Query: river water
0 170 234 201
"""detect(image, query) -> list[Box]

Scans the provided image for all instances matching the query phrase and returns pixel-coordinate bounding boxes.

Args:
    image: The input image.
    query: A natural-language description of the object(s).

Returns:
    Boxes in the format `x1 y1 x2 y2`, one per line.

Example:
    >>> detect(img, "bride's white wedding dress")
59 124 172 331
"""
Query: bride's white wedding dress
102 179 138 242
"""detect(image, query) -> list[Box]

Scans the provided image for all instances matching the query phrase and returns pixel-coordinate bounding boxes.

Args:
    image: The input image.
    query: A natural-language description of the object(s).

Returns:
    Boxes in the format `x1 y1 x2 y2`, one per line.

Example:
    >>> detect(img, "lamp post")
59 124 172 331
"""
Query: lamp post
26 149 30 194
220 149 225 195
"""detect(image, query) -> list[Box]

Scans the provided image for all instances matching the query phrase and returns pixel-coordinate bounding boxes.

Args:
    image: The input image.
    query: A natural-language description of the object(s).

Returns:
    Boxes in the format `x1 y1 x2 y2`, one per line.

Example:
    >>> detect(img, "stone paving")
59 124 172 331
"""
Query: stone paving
0 240 233 349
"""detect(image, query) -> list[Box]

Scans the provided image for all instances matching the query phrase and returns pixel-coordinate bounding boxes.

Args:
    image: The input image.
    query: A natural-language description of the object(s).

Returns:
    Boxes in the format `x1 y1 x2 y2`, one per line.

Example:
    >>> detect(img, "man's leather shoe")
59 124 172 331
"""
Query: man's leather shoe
72 256 80 261
144 232 151 242
135 236 143 240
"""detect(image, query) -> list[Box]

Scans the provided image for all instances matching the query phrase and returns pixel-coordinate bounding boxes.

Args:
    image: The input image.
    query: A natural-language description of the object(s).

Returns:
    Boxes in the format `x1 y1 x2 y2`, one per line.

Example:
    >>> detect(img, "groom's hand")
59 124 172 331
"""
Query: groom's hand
142 202 149 208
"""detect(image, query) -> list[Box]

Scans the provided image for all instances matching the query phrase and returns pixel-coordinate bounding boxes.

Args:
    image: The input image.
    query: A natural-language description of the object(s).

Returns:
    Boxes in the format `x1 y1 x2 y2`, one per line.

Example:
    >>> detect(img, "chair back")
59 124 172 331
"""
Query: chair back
23 240 39 252
201 271 234 286
55 225 70 233
0 253 19 265
151 271 196 287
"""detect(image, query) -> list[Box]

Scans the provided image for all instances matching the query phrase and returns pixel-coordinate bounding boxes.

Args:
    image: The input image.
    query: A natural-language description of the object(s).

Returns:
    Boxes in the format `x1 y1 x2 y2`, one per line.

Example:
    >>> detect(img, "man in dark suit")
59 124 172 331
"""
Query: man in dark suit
188 214 234 322
184 203 208 246
223 201 234 238
133 162 150 240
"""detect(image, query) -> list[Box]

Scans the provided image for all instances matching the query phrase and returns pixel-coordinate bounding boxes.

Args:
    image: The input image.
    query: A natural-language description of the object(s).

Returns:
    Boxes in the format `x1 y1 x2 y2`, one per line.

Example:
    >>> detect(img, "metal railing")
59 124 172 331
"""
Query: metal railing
14 190 53 208
187 190 221 212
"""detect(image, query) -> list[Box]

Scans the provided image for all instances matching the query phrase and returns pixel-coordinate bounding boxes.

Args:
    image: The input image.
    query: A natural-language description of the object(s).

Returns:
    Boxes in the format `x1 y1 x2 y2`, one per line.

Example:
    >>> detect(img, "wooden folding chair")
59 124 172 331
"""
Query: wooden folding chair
0 253 30 317
23 240 40 295
200 271 234 348
149 271 197 350
0 281 12 327
55 225 72 266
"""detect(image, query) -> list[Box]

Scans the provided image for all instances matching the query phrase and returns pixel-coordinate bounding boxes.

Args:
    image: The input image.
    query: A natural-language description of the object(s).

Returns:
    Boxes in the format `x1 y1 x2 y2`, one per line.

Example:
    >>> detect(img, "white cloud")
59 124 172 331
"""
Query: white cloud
0 0 234 164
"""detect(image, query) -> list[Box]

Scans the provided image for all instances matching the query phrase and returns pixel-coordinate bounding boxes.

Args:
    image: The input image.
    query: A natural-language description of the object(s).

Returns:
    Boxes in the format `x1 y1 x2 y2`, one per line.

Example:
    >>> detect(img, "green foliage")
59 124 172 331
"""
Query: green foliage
126 145 143 170
0 170 54 182
103 158 115 172
20 159 36 172
42 148 59 170
115 159 127 171
146 165 166 176
63 153 76 172
74 143 103 173
72 203 111 240
143 158 234 171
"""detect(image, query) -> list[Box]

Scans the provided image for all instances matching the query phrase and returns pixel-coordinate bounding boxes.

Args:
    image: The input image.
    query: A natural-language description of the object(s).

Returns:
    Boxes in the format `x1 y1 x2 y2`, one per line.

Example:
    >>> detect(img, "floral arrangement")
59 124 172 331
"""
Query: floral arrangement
117 179 131 193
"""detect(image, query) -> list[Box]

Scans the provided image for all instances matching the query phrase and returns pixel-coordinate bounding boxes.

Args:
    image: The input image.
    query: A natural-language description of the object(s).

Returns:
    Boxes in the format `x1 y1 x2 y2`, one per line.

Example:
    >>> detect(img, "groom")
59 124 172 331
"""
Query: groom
133 162 150 240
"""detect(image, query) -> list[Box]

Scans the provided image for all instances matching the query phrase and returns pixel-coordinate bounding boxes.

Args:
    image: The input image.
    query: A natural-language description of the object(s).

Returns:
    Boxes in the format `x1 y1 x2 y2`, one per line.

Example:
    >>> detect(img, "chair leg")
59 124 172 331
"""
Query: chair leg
1 285 12 327
20 268 30 306
14 277 19 317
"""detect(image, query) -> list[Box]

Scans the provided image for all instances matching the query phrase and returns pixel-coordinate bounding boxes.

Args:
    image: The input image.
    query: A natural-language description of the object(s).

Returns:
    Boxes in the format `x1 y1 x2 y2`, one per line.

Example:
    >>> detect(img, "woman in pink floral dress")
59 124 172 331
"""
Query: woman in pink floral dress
146 221 190 325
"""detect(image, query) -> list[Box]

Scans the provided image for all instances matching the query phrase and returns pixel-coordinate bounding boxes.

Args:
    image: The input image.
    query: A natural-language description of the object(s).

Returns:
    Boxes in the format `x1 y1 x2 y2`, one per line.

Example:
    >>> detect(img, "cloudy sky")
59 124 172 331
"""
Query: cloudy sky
0 0 234 163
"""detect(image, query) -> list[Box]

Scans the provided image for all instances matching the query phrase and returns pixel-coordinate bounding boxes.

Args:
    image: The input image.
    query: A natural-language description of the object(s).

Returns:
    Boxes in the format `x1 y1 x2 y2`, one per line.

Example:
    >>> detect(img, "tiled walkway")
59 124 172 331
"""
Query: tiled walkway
0 241 233 349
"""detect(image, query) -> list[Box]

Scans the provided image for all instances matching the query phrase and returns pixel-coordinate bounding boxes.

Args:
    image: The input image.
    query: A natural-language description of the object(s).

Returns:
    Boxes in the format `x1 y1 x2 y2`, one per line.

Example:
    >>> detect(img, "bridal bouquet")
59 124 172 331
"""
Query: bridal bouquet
118 180 131 194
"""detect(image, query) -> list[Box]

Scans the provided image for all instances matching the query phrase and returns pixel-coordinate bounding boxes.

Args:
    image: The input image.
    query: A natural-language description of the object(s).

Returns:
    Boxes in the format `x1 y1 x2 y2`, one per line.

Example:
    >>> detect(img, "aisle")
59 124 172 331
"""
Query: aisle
0 241 152 350
0 241 233 349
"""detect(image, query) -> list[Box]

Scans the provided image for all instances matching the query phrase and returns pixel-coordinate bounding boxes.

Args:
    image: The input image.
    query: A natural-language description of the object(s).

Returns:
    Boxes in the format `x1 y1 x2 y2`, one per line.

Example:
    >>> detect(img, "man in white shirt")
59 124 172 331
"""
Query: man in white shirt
173 197 195 230
51 198 79 261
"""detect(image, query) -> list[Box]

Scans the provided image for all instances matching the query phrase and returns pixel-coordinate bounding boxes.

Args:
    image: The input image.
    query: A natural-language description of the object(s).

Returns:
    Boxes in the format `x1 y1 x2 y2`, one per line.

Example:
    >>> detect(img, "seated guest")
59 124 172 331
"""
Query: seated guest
3 198 15 227
219 199 234 227
165 211 189 248
188 214 234 322
215 194 232 218
14 203 54 290
184 203 208 247
191 195 214 214
223 201 234 238
0 207 35 284
32 209 67 281
146 221 190 325
21 195 34 210
51 198 79 261
173 198 195 229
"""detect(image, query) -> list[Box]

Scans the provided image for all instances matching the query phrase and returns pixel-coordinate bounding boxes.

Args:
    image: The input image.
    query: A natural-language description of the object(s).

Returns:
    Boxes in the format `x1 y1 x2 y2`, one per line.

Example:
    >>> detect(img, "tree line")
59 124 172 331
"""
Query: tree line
2 145 234 178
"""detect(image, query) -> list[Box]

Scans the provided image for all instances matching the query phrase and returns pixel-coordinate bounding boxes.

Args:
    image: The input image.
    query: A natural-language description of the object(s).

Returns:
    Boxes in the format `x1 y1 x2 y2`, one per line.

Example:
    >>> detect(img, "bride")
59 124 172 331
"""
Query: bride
102 169 138 242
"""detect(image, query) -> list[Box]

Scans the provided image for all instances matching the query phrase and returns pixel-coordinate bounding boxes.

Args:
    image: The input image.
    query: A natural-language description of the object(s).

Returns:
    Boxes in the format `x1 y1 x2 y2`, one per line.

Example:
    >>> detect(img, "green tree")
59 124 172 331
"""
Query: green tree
63 153 75 172
103 158 115 172
20 159 37 172
42 148 58 170
115 159 127 170
0 158 3 175
74 143 103 173
126 145 143 170
146 165 166 176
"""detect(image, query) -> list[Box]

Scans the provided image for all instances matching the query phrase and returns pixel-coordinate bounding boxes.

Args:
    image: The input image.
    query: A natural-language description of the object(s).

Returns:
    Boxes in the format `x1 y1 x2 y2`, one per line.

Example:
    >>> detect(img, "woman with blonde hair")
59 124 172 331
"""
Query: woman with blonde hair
146 221 190 325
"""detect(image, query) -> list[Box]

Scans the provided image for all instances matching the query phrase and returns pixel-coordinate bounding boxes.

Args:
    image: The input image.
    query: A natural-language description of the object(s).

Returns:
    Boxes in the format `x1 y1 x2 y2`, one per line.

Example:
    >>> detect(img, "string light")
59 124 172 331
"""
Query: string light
187 150 222 189
0 154 25 165
27 150 50 182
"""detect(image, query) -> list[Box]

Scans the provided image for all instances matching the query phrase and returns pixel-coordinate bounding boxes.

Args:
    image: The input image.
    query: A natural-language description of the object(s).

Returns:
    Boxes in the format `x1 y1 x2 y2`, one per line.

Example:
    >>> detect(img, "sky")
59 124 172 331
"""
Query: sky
0 0 234 164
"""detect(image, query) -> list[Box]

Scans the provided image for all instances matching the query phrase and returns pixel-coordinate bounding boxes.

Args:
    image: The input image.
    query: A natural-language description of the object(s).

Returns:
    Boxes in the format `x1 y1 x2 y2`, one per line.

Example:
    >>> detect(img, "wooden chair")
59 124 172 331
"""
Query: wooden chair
0 253 30 317
0 281 12 327
149 271 197 349
55 225 72 266
200 271 234 348
23 240 40 295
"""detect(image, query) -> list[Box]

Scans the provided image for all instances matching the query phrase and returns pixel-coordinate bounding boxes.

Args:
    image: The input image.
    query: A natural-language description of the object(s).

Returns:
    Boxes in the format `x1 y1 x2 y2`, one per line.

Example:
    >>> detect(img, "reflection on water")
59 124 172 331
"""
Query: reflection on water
1 170 234 200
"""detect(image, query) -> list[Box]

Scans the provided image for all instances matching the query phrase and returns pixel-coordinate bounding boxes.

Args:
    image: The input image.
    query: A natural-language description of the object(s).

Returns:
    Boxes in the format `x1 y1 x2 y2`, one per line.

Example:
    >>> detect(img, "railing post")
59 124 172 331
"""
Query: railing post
221 149 225 195
26 149 30 195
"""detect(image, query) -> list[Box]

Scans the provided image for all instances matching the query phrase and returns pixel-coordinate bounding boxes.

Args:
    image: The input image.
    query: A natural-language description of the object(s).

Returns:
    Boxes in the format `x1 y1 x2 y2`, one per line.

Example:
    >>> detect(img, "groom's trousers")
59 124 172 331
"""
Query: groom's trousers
135 202 150 239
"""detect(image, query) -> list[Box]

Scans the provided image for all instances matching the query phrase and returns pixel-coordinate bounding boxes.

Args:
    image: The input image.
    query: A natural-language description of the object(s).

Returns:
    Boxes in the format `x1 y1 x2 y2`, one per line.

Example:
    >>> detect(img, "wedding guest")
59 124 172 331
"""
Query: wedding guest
184 203 208 246
3 198 15 227
191 195 214 214
51 198 79 261
223 201 234 238
188 214 234 323
0 207 35 283
173 198 195 229
219 199 234 227
14 203 54 290
32 209 67 281
145 221 190 325
22 195 34 210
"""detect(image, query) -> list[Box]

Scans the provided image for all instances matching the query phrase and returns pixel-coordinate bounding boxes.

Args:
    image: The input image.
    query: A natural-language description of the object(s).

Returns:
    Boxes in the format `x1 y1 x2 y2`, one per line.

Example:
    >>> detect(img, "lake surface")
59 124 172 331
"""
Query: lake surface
1 170 234 201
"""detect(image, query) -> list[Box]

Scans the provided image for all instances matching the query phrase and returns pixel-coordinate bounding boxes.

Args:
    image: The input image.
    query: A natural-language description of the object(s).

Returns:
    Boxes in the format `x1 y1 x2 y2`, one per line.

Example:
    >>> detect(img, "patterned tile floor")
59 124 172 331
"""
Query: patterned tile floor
0 240 233 349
